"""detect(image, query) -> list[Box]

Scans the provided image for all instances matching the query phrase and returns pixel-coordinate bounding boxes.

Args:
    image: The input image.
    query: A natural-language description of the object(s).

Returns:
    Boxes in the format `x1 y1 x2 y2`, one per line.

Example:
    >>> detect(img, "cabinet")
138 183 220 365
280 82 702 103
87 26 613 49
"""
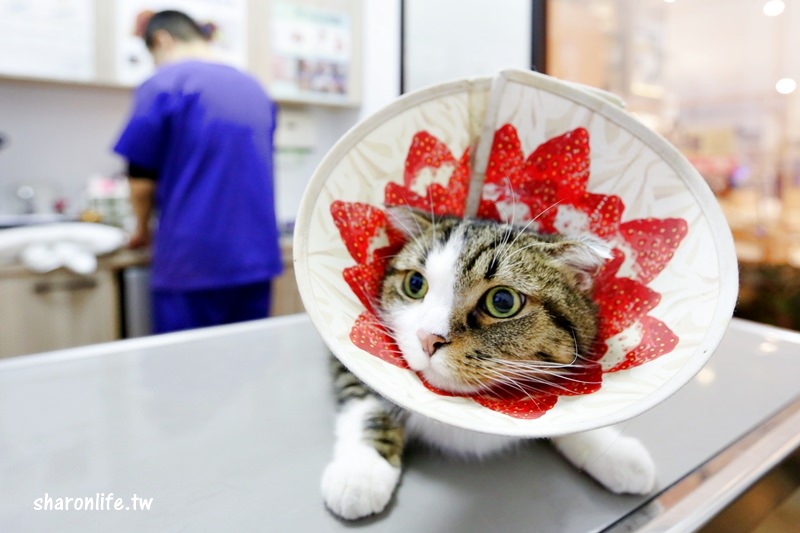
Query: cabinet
0 268 119 359
0 244 303 359
271 244 305 316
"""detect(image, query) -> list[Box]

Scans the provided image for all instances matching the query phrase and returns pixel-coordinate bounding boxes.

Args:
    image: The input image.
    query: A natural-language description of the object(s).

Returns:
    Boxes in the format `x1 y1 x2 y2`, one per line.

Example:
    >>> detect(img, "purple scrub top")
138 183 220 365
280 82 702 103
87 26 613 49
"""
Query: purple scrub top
114 60 283 290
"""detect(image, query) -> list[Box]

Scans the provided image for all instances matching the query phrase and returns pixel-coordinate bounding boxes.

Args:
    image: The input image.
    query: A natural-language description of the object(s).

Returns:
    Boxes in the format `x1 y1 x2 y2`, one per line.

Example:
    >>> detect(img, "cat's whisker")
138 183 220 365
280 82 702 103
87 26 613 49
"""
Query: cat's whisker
477 369 572 398
503 234 563 263
480 366 598 396
476 371 542 401
531 200 563 223
501 203 547 259
488 178 522 270
425 188 438 244
492 359 576 370
481 363 572 380
387 199 429 242
506 177 518 227
480 356 597 379
497 199 565 266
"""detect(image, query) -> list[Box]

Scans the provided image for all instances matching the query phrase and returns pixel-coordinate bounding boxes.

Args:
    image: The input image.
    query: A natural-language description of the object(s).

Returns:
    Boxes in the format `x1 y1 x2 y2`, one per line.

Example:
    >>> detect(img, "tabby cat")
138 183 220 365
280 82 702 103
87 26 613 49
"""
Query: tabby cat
322 207 656 520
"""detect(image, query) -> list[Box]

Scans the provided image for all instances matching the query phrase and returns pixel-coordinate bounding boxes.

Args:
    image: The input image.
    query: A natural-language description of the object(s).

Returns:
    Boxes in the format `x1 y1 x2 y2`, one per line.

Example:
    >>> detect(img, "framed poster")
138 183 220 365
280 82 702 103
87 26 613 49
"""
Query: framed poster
268 2 351 104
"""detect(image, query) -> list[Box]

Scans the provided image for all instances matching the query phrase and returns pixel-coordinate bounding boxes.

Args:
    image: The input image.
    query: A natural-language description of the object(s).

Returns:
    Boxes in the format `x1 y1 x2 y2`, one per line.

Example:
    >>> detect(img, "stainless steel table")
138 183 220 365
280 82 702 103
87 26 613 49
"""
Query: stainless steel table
1 315 799 532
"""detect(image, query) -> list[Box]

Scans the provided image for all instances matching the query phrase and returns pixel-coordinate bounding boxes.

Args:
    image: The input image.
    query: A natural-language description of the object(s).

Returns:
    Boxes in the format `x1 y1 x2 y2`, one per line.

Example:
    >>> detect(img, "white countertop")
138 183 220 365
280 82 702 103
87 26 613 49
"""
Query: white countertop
1 316 799 532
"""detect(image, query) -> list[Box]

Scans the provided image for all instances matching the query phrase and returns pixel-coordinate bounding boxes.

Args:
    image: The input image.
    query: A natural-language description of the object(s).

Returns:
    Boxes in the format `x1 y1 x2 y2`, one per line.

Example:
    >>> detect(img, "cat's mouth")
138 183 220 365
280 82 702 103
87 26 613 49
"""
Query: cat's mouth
418 354 490 395
417 347 584 398
420 367 486 395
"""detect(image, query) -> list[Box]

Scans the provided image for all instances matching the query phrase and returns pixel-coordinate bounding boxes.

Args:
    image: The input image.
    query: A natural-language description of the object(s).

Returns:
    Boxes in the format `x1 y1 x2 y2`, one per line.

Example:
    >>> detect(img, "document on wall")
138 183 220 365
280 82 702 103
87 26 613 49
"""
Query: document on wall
269 2 352 105
114 0 248 86
0 0 95 82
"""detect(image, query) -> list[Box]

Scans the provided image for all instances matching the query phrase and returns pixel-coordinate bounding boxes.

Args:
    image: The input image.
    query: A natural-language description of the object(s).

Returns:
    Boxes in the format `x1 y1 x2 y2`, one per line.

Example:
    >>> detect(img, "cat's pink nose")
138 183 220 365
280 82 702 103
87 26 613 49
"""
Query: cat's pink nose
418 330 448 357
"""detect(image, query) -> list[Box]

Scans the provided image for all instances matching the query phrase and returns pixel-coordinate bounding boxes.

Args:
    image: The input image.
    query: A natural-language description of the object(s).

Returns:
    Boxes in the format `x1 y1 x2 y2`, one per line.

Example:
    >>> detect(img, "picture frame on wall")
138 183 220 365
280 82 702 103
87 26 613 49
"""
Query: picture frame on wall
252 0 361 107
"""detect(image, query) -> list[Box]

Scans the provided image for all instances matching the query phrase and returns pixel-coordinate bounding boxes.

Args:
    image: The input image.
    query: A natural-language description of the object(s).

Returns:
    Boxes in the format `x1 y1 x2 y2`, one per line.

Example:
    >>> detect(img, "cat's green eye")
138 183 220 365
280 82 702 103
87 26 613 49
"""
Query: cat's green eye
482 286 524 318
402 271 428 299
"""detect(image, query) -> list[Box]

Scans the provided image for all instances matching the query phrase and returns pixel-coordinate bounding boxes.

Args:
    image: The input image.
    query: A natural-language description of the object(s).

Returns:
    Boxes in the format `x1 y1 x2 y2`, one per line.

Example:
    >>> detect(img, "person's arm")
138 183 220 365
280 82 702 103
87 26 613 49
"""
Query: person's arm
127 161 158 249
114 83 164 252
128 177 155 249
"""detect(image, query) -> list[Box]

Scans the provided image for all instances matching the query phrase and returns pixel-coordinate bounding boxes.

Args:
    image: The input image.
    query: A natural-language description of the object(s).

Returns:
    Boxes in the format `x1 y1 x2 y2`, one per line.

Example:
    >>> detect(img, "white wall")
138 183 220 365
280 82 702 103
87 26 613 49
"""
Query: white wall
359 0 402 119
0 0 403 225
0 81 131 214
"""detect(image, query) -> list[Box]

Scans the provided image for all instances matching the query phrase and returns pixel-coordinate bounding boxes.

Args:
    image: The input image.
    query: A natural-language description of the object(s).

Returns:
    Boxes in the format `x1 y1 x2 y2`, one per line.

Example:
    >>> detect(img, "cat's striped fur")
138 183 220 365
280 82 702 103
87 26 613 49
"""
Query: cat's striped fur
322 207 656 520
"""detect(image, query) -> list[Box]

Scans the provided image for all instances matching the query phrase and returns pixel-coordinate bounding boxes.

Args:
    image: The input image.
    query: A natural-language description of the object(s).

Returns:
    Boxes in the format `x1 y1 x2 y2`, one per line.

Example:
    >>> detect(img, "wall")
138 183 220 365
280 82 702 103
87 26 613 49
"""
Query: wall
403 0 531 93
274 0 401 224
0 80 130 215
0 0 402 225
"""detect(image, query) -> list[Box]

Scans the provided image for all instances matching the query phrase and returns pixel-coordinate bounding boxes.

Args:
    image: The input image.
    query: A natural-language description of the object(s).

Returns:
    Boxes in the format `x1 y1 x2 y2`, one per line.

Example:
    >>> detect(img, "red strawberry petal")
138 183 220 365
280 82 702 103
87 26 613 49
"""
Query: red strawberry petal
343 262 386 314
578 192 625 239
331 201 388 264
384 182 428 211
619 218 689 283
485 124 525 186
449 149 472 191
476 199 502 221
428 183 464 216
349 312 408 369
595 248 626 284
525 127 590 202
473 393 558 420
607 316 680 372
594 276 661 339
538 362 604 396
404 131 456 187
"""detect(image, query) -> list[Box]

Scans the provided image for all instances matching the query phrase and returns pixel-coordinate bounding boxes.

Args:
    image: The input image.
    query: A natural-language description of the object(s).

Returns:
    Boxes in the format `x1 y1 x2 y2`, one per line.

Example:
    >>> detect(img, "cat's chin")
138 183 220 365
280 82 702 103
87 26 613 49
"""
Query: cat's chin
420 368 484 395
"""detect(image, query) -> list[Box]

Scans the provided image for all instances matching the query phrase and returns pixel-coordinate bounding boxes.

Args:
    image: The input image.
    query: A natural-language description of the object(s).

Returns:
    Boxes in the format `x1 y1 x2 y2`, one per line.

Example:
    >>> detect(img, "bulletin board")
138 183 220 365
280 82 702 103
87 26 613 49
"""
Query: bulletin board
249 0 362 106
0 0 362 107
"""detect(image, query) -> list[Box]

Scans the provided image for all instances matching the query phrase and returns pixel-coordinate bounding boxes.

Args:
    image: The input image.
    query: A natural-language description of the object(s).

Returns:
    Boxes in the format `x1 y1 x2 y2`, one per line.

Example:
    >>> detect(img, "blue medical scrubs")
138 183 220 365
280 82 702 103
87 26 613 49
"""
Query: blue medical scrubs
114 60 283 333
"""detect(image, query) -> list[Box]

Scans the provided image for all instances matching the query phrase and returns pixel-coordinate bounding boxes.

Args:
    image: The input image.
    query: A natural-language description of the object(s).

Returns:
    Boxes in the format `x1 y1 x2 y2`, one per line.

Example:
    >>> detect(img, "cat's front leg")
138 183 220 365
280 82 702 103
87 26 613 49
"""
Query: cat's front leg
321 397 404 519
551 426 656 495
322 368 405 520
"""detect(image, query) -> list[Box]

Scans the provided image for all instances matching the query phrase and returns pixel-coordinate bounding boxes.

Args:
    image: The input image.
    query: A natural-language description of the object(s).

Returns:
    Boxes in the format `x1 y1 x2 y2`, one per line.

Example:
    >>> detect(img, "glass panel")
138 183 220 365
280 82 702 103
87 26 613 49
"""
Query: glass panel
548 0 800 329
402 0 531 93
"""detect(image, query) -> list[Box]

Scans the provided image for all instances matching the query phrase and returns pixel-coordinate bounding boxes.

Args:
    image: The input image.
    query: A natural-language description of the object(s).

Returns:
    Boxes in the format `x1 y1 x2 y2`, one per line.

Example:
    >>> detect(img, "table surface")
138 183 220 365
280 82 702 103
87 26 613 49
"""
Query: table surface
1 315 799 533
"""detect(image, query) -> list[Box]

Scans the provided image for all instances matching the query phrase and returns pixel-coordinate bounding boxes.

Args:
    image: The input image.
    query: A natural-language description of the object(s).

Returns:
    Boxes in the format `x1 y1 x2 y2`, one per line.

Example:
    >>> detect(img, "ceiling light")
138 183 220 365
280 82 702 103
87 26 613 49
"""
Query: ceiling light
763 0 785 16
776 78 797 94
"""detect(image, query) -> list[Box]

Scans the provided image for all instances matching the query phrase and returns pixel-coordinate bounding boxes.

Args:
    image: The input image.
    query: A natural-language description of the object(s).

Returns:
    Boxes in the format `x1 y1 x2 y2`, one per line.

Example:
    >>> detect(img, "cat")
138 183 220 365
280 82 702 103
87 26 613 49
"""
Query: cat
322 206 656 520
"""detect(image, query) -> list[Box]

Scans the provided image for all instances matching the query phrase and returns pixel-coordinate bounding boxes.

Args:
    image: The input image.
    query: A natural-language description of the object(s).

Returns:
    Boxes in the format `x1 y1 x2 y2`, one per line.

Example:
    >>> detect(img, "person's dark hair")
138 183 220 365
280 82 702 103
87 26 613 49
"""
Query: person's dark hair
144 10 206 49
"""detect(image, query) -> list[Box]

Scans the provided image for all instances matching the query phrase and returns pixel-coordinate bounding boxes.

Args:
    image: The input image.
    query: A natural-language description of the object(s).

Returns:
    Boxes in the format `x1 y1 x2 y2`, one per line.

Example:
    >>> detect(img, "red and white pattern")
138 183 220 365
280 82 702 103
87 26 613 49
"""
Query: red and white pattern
330 125 688 419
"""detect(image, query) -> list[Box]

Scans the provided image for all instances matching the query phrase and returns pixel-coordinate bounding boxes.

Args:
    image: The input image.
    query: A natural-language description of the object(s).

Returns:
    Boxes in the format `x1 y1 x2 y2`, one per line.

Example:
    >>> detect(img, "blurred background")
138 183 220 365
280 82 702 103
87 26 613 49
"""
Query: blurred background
0 0 797 358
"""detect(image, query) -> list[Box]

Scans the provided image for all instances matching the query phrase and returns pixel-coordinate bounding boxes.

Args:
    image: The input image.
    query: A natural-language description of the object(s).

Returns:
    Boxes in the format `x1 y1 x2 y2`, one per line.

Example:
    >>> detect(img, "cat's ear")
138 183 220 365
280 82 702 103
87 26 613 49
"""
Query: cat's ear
385 206 435 238
551 236 613 290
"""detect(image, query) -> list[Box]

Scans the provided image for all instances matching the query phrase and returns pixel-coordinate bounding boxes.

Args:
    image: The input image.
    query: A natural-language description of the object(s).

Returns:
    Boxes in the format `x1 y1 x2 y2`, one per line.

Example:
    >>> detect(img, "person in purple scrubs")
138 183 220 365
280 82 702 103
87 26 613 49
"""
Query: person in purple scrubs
114 10 283 333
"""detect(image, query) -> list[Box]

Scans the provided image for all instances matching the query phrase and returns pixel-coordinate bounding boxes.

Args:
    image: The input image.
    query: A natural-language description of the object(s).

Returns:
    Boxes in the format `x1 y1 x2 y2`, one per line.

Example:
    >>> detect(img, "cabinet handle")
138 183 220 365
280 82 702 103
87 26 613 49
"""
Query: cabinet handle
34 278 98 294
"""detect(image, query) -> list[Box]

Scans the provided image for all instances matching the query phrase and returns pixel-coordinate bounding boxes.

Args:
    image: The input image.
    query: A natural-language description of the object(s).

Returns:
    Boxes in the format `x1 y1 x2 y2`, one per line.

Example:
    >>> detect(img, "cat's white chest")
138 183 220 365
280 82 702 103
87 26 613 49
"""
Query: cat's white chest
405 411 521 458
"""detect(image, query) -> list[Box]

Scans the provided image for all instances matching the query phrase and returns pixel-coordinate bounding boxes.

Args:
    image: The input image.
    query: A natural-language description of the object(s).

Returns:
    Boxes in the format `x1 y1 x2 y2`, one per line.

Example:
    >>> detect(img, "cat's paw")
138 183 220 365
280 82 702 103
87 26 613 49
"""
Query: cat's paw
583 435 656 495
321 451 401 520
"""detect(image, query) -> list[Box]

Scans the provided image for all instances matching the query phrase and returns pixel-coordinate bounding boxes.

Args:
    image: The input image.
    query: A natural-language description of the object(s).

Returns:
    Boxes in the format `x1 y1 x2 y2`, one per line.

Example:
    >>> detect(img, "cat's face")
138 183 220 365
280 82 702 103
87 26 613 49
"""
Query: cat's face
379 207 609 395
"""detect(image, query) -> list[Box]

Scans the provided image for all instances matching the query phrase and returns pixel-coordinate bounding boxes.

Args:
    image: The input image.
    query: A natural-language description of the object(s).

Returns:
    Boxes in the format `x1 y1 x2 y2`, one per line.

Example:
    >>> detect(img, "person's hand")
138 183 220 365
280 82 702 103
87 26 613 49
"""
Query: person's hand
128 228 151 249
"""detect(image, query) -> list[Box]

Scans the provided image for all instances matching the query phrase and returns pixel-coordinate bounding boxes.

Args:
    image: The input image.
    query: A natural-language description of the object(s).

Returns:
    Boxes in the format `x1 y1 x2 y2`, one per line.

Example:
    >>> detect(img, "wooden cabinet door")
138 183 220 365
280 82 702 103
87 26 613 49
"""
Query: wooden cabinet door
271 261 305 316
0 270 119 359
